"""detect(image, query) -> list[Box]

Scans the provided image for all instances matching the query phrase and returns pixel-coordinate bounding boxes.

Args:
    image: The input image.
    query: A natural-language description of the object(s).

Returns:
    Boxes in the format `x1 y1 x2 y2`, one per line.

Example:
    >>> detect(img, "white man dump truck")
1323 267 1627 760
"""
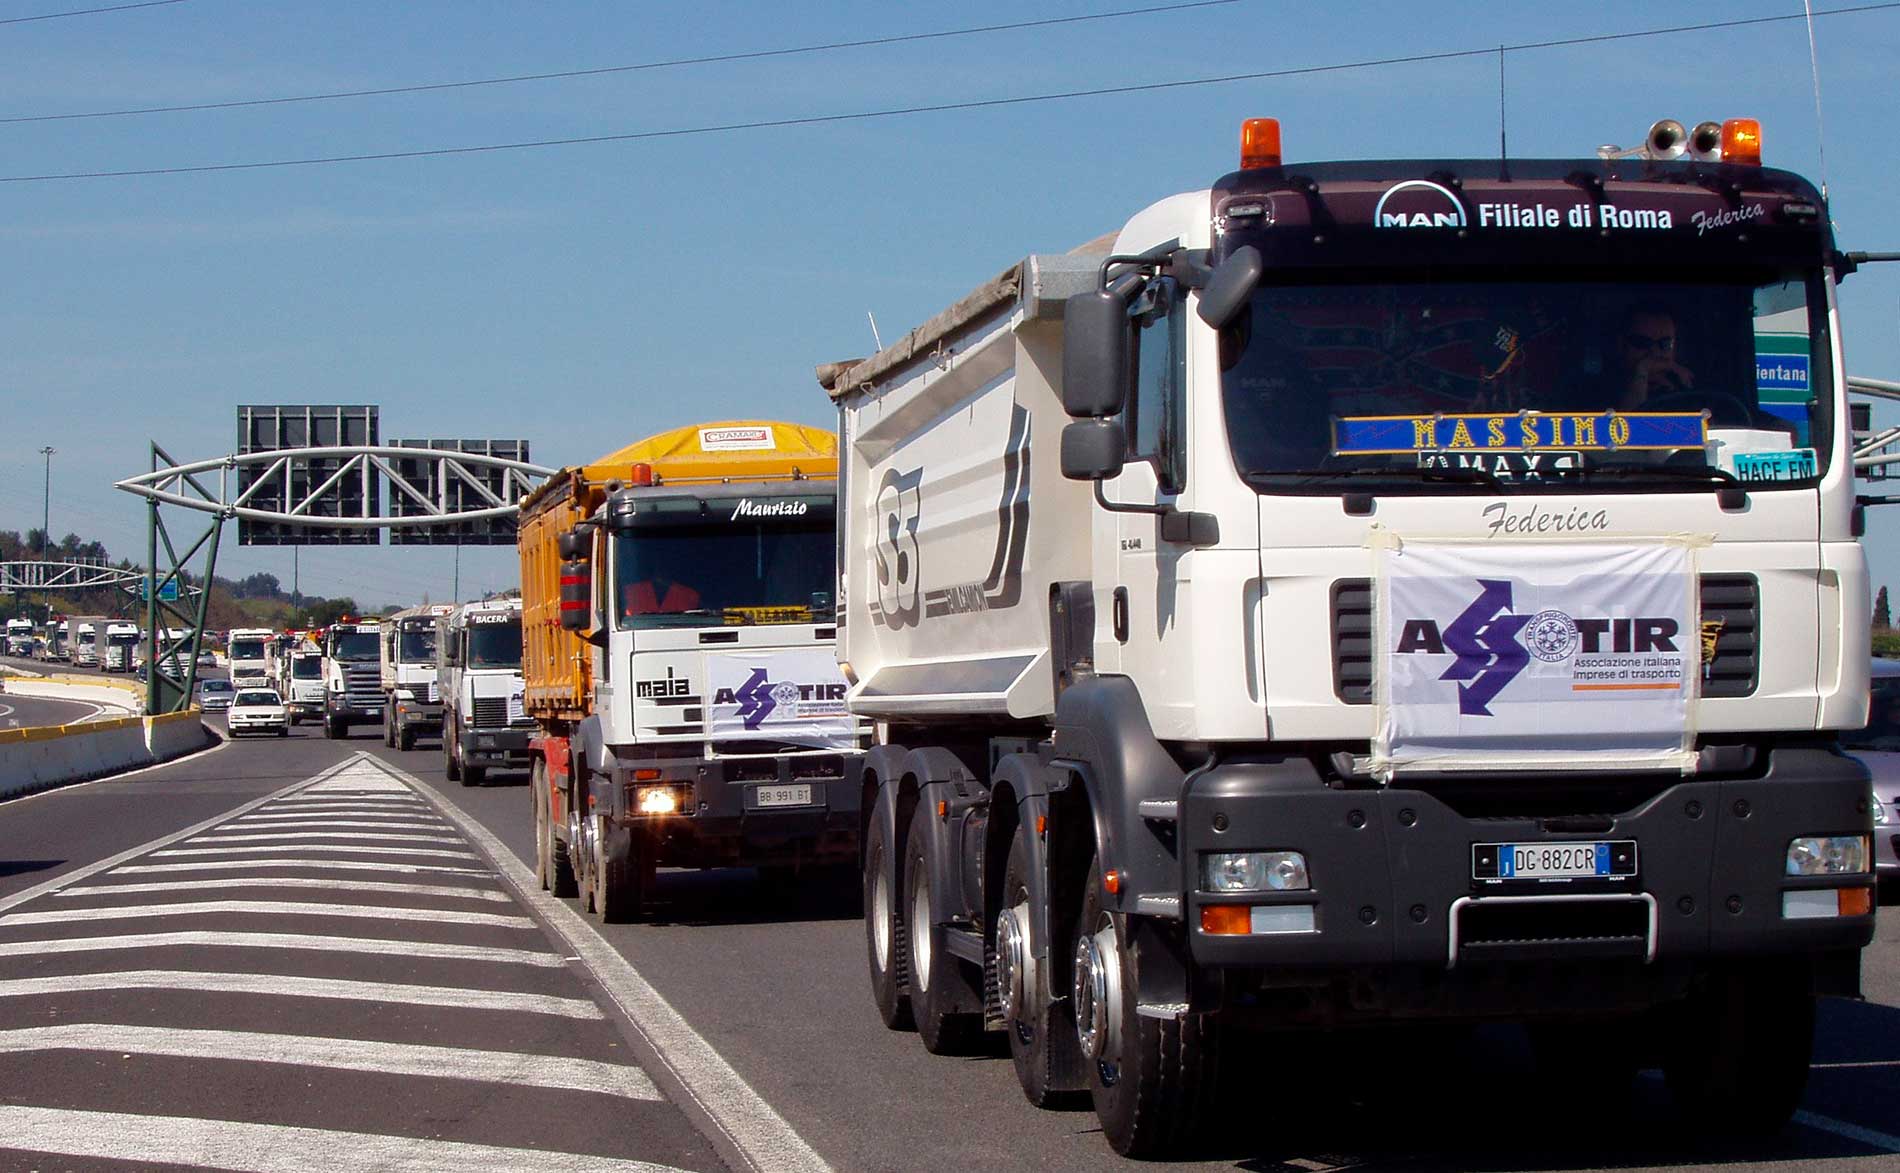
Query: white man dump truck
518 421 864 922
818 118 1876 1156
103 622 139 672
321 618 383 739
438 598 534 783
383 603 453 751
274 632 323 725
226 627 275 689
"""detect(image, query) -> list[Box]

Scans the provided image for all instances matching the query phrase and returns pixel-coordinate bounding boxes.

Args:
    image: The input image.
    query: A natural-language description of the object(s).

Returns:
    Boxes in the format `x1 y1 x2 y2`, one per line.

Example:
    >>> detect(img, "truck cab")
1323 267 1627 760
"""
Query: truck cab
4 619 31 657
438 599 533 784
382 604 452 751
103 623 139 672
320 620 383 739
278 637 322 725
226 627 275 689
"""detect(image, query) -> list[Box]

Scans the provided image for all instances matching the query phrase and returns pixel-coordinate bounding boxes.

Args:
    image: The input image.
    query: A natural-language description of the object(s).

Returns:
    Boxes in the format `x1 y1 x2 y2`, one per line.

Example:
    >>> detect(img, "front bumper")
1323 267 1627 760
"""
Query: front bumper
393 700 444 732
1169 747 1873 1006
325 693 382 723
604 749 864 868
228 715 286 734
459 726 535 768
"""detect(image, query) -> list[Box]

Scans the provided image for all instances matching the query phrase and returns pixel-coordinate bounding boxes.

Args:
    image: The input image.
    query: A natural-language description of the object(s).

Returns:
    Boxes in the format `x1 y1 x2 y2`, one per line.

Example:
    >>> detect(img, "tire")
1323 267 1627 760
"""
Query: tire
1076 853 1219 1159
903 801 983 1054
863 788 913 1031
444 725 462 782
1663 960 1815 1135
999 824 1084 1107
383 711 395 747
463 762 486 787
397 725 416 752
277 727 288 738
323 716 340 740
593 814 651 924
533 760 553 890
1528 1018 1639 1107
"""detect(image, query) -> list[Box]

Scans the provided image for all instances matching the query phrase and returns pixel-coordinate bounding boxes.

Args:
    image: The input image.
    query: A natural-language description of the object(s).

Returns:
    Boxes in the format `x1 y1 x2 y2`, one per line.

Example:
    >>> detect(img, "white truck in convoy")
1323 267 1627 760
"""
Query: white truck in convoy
382 603 452 751
226 627 275 689
320 619 384 739
438 598 533 785
273 633 323 725
103 622 140 672
69 618 104 668
4 619 31 657
820 118 1876 1155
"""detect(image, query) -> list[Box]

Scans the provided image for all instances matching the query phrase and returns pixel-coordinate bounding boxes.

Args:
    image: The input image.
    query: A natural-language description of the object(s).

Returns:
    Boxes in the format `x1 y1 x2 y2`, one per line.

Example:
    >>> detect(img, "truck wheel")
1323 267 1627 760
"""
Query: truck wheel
1663 960 1814 1135
903 801 982 1055
444 727 461 781
1076 853 1219 1158
999 825 1083 1106
323 716 339 740
383 711 395 747
462 763 486 787
397 725 416 752
593 815 651 924
862 788 913 1031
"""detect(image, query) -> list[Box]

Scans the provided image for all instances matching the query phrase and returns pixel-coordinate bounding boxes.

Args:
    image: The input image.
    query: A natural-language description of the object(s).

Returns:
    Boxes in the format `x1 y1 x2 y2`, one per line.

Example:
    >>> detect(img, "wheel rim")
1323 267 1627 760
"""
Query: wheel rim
1074 922 1123 1068
871 861 892 971
910 867 932 994
996 901 1031 1024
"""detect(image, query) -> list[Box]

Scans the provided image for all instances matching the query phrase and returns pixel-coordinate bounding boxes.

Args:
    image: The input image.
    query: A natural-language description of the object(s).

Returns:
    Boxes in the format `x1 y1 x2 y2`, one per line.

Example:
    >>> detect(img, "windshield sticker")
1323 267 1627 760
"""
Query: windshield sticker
1730 449 1817 482
1335 411 1706 455
1755 334 1811 400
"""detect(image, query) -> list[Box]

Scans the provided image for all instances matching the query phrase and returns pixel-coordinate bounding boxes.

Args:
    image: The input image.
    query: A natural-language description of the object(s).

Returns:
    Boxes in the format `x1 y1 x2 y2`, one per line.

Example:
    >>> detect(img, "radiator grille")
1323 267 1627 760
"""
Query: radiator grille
1328 573 1760 704
471 697 509 727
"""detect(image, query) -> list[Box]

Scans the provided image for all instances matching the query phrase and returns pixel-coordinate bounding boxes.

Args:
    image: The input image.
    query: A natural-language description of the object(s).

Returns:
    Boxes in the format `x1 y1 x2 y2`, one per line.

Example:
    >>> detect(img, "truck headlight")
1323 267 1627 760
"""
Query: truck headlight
1785 835 1871 876
1203 851 1309 893
637 786 680 815
393 688 415 702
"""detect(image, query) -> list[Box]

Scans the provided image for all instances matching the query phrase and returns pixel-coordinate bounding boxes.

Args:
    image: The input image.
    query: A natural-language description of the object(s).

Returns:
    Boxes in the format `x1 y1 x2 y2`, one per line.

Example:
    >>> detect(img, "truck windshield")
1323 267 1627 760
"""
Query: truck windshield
229 639 266 660
1222 268 1829 492
292 657 322 679
613 521 833 629
398 627 436 661
466 620 521 669
329 631 377 660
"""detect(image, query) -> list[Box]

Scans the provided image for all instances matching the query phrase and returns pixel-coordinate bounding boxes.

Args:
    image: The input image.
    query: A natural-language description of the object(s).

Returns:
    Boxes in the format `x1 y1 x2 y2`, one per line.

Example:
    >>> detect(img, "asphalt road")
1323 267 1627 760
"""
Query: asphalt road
6 724 1900 1171
0 692 105 730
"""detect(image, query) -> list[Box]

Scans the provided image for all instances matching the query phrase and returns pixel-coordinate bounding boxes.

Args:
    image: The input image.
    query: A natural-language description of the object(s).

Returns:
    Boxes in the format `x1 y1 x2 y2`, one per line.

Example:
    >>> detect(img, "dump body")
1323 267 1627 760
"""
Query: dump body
517 421 866 914
825 149 1876 1156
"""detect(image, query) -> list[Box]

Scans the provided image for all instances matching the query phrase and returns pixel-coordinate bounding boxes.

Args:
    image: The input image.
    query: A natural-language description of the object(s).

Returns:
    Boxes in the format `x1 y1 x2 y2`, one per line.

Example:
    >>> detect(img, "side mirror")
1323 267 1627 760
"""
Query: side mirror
557 529 590 560
1196 245 1263 331
1061 418 1127 481
1061 288 1132 418
559 559 593 632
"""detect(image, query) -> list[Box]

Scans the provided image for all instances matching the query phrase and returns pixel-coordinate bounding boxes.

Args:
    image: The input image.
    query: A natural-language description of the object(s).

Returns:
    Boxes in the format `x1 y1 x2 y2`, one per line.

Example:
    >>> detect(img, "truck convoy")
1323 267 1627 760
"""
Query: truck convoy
518 421 864 922
438 599 533 783
383 604 453 750
226 627 275 688
4 619 31 657
274 633 323 725
321 619 384 739
819 118 1875 1154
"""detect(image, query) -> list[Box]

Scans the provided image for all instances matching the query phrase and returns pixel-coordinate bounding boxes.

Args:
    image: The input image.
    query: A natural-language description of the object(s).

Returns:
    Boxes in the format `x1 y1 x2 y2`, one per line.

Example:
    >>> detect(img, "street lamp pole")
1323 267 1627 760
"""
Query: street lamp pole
38 446 54 627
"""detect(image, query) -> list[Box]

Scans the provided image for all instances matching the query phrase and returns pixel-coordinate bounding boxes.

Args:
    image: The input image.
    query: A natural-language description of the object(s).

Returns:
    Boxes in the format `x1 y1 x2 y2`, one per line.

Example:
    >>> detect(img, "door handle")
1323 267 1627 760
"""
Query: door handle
1112 587 1129 644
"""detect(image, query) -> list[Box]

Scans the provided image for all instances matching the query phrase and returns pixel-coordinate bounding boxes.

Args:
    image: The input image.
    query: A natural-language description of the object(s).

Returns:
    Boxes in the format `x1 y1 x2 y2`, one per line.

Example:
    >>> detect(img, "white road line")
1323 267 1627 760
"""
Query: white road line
0 1022 659 1100
261 800 430 811
0 970 604 1019
0 1106 685 1172
3 899 531 928
152 843 477 861
387 757 832 1173
188 829 465 845
0 756 361 917
230 816 449 830
1794 1109 1900 1152
112 858 488 878
301 768 414 794
58 877 509 902
0 929 565 968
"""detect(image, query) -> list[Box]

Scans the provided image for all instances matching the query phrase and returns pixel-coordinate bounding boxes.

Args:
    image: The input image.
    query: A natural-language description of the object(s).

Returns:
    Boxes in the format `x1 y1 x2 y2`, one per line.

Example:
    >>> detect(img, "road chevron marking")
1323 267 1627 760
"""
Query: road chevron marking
0 756 363 918
376 755 833 1173
109 858 488 877
0 969 604 1019
57 876 509 901
0 929 566 967
0 1023 659 1100
3 898 532 929
186 829 465 845
1794 1109 1900 1153
0 1105 688 1172
152 843 478 861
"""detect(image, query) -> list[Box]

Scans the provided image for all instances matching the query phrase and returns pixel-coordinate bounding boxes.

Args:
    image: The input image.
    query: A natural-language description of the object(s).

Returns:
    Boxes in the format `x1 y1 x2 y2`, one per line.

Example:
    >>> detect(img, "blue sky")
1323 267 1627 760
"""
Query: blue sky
0 0 1896 609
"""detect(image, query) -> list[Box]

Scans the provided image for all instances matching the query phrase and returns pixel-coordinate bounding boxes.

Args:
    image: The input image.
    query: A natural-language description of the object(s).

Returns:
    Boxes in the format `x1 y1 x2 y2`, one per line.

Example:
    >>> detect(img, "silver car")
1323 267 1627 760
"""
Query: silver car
197 678 236 712
1845 657 1900 897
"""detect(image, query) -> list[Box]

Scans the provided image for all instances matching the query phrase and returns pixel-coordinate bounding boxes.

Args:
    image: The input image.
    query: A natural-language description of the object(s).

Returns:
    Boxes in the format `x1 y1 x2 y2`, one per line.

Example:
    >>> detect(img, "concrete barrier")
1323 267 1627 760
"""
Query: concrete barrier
0 709 214 802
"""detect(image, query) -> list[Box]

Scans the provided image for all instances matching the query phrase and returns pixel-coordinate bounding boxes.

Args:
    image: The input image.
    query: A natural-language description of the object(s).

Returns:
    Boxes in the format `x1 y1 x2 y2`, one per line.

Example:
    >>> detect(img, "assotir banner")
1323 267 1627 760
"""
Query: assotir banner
1375 540 1697 775
705 649 856 750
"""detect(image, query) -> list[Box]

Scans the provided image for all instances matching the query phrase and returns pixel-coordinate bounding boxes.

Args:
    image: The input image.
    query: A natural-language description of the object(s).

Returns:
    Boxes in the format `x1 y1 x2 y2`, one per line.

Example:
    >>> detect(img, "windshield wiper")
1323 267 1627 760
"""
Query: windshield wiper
1552 462 1748 508
1245 464 1504 491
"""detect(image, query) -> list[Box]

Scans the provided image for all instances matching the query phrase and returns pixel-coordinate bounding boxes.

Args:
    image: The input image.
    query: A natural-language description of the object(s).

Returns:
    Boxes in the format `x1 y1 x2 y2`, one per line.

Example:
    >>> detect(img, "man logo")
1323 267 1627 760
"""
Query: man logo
1373 180 1467 229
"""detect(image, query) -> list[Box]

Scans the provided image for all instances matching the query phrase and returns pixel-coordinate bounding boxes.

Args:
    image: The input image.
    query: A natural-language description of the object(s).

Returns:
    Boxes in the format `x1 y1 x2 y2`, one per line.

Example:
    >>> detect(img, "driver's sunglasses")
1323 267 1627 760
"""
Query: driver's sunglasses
1624 332 1677 354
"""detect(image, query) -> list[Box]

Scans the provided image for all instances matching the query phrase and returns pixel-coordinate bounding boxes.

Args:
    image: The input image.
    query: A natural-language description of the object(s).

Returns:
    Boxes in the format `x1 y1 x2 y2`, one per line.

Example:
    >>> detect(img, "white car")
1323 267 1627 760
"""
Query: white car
227 688 290 738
